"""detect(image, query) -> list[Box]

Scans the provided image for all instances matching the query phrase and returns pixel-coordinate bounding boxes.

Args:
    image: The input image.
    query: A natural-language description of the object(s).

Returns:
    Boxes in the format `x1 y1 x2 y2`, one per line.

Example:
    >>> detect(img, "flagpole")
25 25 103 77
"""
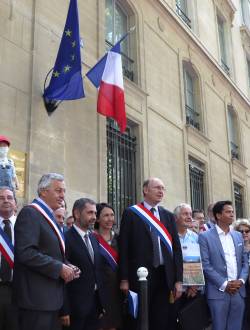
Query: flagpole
42 0 85 115
116 25 135 44
42 68 62 115
84 26 136 80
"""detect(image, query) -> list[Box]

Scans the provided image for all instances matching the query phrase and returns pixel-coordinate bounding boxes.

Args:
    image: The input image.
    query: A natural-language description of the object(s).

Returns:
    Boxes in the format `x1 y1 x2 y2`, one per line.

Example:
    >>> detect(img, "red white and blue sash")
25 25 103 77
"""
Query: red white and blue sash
30 199 65 255
0 227 14 268
129 204 173 256
93 232 118 271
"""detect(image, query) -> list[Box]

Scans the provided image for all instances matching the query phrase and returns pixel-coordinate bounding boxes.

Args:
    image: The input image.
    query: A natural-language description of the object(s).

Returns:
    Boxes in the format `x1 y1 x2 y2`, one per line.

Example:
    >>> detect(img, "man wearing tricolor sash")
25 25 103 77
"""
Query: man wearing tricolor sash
0 187 18 330
13 173 79 330
119 177 183 330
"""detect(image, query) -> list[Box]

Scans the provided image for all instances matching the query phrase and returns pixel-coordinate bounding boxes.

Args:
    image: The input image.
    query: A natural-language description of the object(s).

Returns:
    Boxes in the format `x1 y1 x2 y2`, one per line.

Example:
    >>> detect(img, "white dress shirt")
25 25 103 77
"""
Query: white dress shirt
0 214 16 280
216 224 239 291
73 224 94 261
73 224 97 289
143 201 164 265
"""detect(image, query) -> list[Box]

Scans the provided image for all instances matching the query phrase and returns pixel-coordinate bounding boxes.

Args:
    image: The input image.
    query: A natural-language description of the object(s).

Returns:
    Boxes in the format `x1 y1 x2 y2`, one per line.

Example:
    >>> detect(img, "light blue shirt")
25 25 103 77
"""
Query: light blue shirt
178 229 203 290
178 229 198 245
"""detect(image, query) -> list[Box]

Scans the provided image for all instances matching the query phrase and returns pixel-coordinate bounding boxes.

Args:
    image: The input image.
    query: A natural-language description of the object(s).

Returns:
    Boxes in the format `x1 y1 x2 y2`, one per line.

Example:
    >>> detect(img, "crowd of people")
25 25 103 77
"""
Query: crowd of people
0 173 249 330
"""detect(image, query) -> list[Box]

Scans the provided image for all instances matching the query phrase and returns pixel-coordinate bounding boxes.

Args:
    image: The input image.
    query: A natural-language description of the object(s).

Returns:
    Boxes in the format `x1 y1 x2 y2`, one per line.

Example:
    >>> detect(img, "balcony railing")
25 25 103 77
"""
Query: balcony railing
234 182 244 218
185 104 200 130
230 141 239 160
221 59 230 75
176 4 191 28
105 40 134 82
241 0 250 31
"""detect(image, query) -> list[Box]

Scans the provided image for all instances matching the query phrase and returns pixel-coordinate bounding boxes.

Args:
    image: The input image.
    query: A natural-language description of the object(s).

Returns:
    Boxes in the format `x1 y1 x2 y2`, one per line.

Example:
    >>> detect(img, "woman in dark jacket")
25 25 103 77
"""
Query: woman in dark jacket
94 203 122 330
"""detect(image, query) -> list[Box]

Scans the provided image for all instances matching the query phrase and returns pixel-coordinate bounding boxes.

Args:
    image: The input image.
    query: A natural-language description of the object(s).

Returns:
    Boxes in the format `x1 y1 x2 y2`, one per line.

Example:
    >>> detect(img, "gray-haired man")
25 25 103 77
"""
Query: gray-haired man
13 173 79 330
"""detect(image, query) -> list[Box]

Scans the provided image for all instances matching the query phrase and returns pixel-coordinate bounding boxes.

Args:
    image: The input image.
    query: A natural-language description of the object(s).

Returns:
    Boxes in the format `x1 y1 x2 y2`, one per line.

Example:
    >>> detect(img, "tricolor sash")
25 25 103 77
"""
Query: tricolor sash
130 204 173 256
30 199 65 255
0 227 14 268
93 232 118 271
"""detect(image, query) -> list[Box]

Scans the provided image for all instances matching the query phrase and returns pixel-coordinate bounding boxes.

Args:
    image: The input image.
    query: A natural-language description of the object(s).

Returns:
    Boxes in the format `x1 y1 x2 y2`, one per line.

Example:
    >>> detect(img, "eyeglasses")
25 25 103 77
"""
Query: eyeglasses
238 230 250 234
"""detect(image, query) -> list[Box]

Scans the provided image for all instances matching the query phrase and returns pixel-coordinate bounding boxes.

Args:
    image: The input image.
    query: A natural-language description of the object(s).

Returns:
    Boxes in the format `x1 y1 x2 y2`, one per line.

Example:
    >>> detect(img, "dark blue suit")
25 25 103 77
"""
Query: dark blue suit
119 205 183 330
63 226 105 330
13 205 64 330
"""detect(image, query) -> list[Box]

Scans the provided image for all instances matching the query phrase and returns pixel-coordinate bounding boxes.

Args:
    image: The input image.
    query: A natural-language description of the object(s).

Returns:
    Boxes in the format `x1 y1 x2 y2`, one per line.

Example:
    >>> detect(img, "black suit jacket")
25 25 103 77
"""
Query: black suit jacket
63 227 105 318
13 205 64 311
119 205 183 291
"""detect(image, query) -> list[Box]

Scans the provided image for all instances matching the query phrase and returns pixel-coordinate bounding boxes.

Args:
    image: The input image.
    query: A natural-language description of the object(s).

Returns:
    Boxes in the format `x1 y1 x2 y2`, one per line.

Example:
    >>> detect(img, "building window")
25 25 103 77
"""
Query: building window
107 119 137 226
176 0 191 27
183 62 202 130
241 0 250 30
217 14 230 75
234 183 244 218
227 106 240 160
189 158 205 211
105 0 135 82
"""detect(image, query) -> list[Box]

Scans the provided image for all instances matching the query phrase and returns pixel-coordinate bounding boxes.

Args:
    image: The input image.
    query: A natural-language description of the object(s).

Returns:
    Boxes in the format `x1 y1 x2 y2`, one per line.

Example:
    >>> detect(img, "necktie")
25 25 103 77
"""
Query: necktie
84 233 94 263
150 208 161 268
0 219 12 282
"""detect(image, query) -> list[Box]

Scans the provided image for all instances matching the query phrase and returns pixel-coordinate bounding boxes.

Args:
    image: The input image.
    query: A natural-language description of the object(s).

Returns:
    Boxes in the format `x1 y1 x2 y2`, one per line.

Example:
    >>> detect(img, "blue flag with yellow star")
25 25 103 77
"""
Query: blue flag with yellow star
43 0 84 101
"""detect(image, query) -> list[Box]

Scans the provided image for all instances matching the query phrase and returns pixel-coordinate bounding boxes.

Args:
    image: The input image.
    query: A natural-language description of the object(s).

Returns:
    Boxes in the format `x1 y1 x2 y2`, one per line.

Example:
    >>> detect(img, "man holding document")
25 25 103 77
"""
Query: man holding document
171 203 207 330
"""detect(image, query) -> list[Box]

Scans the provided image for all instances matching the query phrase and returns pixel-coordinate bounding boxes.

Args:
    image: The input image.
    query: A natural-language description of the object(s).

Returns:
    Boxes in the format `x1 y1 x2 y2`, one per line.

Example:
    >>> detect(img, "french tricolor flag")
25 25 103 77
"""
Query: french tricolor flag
86 41 126 133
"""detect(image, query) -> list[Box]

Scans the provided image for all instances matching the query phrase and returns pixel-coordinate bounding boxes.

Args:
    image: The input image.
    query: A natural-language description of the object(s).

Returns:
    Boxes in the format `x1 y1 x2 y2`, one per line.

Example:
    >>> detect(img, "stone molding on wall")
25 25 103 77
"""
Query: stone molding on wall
186 125 211 156
232 157 247 181
240 25 250 53
214 0 236 21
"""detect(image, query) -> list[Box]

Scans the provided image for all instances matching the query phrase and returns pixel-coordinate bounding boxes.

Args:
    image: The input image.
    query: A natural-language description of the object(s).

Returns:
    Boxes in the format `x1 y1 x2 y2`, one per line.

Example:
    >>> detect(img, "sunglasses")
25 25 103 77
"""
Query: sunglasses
238 229 250 234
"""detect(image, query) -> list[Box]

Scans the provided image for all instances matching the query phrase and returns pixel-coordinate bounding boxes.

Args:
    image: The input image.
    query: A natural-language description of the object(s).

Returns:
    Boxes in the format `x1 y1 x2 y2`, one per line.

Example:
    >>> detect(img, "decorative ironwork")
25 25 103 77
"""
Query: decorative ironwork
221 59 230 75
185 104 200 130
176 4 191 27
230 141 239 160
107 119 137 227
189 161 205 211
234 183 244 218
105 40 134 82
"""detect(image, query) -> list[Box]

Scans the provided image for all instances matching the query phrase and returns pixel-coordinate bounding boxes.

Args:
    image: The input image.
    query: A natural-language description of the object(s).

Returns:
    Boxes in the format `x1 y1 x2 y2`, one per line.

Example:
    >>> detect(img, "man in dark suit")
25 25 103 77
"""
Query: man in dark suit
119 177 183 330
0 187 18 330
13 173 79 330
61 198 105 330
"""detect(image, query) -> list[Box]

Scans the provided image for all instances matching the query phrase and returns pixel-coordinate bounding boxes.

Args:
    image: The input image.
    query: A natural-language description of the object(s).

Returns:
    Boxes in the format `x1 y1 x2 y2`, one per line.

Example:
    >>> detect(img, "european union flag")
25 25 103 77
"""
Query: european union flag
43 0 84 113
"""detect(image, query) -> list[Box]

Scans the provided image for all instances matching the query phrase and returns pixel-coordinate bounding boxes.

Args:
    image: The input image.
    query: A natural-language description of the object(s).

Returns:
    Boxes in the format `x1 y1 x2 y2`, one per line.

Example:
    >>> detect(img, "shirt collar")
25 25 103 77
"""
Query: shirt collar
73 224 90 238
0 214 16 226
36 197 54 214
143 200 159 211
215 224 230 236
178 229 193 239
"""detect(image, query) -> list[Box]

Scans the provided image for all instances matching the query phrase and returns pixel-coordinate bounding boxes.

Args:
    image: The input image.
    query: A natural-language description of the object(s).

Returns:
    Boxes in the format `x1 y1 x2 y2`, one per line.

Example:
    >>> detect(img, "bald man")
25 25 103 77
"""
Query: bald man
119 178 183 330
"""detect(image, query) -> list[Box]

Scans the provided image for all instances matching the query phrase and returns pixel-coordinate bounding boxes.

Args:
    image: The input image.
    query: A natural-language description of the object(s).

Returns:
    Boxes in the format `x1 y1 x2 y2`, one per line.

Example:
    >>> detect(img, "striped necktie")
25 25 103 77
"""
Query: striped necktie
84 233 94 263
